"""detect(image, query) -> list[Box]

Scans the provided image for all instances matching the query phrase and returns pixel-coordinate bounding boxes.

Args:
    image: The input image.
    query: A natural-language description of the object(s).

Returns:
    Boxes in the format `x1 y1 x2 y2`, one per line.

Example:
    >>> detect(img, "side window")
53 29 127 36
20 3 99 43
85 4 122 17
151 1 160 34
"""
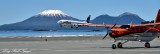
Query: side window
120 25 130 29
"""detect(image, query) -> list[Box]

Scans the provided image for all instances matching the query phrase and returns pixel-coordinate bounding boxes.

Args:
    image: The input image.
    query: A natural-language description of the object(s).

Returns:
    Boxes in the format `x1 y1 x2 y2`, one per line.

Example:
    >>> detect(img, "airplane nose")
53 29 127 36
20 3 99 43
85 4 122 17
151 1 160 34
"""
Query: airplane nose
57 21 61 24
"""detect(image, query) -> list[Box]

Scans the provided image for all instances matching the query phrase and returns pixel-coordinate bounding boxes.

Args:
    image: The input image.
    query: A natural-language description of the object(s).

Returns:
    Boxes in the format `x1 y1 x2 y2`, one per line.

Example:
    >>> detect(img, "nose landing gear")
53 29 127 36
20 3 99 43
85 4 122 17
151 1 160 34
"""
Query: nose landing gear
112 44 116 49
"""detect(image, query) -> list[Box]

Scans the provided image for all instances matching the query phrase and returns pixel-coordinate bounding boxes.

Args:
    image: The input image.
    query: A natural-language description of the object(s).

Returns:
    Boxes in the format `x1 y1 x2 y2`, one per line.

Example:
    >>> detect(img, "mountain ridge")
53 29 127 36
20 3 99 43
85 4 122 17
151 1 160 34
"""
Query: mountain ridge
0 10 145 30
91 12 144 24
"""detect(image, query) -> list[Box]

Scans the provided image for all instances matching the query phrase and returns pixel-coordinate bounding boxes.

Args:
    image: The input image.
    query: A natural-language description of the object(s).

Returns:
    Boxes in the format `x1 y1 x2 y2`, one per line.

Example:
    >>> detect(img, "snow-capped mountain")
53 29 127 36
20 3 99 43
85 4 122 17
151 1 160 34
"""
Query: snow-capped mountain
0 10 80 30
91 12 145 24
39 10 68 16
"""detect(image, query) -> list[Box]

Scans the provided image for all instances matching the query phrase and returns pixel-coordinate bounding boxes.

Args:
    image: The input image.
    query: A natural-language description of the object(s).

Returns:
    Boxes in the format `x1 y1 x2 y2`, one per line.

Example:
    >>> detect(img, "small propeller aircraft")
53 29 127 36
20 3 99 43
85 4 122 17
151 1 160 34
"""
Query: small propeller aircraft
57 15 91 28
58 9 160 49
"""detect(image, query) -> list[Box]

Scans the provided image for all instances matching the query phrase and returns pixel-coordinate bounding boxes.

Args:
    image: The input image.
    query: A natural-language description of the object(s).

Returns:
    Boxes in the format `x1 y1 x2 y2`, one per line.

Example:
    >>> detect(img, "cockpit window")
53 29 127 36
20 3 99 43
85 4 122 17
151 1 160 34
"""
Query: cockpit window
120 25 130 29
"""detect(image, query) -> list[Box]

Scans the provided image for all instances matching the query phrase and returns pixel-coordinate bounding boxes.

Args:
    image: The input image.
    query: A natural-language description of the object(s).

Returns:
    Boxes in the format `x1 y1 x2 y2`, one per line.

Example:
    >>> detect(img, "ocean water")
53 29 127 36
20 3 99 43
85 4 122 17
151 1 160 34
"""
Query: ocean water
0 30 106 37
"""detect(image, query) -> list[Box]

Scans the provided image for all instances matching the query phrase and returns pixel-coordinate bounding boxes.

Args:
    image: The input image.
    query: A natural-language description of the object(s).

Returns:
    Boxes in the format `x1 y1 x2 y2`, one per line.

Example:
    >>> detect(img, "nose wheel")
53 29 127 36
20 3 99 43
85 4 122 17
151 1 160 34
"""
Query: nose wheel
112 44 116 49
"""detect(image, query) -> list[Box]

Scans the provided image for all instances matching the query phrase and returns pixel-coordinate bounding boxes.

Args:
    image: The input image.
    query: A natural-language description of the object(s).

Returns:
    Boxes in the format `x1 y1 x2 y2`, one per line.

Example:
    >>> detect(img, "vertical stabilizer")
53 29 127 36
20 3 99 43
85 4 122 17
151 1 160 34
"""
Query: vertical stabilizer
86 15 91 23
154 9 160 23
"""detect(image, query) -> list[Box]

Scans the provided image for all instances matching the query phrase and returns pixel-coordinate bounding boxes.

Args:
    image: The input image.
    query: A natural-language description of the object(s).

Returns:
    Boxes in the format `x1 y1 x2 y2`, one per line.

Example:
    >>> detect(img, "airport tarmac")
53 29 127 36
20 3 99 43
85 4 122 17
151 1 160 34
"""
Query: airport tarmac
0 36 159 54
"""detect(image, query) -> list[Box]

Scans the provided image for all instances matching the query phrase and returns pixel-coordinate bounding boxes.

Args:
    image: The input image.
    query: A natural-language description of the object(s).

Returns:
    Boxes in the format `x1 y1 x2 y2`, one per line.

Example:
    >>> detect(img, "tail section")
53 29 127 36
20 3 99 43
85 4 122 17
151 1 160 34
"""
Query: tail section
154 9 160 23
86 15 91 23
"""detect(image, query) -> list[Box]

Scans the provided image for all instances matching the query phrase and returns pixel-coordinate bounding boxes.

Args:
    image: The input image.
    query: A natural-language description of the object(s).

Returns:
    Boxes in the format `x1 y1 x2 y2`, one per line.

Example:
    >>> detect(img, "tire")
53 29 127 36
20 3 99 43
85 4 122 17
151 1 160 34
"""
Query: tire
76 27 78 29
71 26 73 28
117 42 123 48
144 42 150 48
112 44 116 49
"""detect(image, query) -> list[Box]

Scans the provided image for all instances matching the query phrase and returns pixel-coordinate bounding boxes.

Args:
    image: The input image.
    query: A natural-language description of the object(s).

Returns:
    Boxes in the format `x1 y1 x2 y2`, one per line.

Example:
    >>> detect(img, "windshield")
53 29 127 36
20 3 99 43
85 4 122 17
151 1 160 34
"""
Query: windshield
120 25 130 29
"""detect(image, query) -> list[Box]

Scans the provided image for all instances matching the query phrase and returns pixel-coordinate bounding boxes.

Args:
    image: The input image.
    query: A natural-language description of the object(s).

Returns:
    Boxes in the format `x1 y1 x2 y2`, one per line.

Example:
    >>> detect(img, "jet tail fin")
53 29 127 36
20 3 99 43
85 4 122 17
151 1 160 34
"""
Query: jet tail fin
154 9 160 23
86 15 91 23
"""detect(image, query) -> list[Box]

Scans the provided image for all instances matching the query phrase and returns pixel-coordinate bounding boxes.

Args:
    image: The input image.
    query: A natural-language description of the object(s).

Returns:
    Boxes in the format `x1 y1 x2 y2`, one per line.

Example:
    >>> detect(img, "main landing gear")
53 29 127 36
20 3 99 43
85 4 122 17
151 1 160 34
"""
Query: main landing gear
144 42 150 48
71 26 73 28
76 27 78 29
111 42 151 49
112 42 123 49
70 26 78 29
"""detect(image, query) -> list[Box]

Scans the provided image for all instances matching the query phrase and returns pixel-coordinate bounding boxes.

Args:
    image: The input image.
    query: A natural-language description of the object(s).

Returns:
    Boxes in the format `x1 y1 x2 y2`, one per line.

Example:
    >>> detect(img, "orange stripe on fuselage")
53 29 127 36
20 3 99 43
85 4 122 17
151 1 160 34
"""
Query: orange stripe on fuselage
110 28 131 38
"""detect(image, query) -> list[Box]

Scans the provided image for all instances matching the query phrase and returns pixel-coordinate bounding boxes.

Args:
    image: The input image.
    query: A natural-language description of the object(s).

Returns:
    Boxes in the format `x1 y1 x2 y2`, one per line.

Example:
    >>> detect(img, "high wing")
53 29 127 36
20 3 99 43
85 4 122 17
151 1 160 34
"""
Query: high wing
79 23 120 28
78 9 160 49
131 9 160 30
80 9 160 29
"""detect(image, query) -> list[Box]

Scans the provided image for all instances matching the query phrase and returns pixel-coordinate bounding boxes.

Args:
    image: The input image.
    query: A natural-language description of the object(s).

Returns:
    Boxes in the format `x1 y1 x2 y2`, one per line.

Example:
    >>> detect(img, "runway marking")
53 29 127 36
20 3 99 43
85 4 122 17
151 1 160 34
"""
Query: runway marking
54 50 160 52
30 49 50 51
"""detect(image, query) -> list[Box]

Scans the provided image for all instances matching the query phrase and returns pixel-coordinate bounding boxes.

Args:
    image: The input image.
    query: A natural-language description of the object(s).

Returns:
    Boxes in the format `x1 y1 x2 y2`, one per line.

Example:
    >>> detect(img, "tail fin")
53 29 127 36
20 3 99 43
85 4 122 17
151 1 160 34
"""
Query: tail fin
154 9 160 23
86 15 91 23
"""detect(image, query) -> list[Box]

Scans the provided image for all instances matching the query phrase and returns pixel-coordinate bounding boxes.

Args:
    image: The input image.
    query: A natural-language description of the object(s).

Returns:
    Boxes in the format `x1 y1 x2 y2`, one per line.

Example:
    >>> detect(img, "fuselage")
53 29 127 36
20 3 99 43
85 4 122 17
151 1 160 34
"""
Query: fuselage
58 20 87 24
57 20 88 27
109 24 160 38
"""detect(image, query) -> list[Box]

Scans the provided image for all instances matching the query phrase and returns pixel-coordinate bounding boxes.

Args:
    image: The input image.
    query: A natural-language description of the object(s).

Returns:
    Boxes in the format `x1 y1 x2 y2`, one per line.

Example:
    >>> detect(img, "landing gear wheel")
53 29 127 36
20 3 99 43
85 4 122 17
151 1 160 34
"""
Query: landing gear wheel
76 27 78 29
117 42 123 48
71 26 73 28
144 42 150 48
112 44 116 49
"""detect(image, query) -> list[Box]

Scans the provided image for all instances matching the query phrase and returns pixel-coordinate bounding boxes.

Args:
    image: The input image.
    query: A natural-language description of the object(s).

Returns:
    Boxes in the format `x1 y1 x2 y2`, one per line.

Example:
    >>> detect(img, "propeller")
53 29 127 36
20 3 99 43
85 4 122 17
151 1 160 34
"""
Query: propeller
102 23 117 40
111 23 117 29
102 32 109 40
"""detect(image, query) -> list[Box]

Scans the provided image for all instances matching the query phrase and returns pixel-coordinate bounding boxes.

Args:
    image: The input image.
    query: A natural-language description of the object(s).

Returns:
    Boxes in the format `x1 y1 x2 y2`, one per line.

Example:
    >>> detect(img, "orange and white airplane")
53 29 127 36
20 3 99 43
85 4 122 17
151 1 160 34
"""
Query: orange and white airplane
82 9 160 49
58 9 160 49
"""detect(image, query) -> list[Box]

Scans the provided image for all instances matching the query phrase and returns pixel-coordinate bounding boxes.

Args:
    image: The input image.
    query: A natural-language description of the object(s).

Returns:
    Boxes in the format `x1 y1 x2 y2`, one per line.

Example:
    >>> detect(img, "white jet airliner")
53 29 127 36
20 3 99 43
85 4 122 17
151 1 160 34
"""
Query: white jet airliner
57 15 91 28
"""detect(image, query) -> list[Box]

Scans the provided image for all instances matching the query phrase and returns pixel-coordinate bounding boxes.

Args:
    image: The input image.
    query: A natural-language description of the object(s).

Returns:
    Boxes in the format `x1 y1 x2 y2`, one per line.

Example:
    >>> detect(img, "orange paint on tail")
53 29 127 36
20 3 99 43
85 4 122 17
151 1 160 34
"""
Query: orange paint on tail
154 9 160 23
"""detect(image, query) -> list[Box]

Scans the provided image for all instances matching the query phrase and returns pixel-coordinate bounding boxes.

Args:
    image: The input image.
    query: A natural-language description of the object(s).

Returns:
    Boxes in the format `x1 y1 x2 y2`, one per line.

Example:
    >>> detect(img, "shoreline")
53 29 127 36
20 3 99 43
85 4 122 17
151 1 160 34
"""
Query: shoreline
0 36 159 42
0 36 104 41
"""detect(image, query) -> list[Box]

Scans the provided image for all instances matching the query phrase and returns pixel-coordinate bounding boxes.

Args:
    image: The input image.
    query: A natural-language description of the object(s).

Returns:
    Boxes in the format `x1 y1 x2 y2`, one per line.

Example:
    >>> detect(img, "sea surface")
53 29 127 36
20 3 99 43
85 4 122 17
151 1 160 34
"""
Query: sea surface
0 30 106 37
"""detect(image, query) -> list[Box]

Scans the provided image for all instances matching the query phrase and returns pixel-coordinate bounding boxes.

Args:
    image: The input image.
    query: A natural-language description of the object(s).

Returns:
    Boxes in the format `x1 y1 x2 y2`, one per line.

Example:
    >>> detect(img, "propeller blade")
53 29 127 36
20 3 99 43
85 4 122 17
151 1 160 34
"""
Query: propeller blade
102 33 109 40
103 23 116 40
111 23 117 29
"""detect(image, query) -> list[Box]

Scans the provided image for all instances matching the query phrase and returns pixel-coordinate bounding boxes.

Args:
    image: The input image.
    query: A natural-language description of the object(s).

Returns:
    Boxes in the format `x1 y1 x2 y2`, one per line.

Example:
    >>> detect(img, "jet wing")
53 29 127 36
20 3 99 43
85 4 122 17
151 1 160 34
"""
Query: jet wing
78 23 120 28
79 23 160 29
134 23 160 27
